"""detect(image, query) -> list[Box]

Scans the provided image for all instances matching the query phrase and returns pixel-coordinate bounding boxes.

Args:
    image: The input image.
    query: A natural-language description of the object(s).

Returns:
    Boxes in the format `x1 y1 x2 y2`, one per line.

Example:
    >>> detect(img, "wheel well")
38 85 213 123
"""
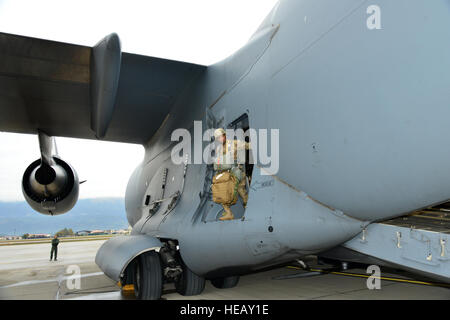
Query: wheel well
120 247 161 282
121 238 182 284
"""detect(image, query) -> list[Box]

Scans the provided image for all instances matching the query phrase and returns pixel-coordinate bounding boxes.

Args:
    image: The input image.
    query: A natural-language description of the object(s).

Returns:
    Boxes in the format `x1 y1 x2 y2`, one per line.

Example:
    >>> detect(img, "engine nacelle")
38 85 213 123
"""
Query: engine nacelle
22 157 79 215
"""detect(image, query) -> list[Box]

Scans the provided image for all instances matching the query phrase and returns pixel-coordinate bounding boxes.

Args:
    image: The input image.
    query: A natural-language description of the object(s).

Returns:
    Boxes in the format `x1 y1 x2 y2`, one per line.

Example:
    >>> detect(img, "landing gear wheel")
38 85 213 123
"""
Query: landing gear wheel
211 276 240 289
175 262 206 296
133 251 163 300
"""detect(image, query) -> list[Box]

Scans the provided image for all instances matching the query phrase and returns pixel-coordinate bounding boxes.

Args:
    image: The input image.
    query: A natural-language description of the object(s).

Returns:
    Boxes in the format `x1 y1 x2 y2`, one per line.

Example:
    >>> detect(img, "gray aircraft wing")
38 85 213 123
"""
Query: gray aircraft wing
0 32 206 144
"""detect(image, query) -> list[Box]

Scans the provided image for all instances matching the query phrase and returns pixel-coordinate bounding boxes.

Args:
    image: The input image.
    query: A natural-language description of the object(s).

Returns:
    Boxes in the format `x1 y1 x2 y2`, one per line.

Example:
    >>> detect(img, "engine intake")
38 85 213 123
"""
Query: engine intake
22 157 79 215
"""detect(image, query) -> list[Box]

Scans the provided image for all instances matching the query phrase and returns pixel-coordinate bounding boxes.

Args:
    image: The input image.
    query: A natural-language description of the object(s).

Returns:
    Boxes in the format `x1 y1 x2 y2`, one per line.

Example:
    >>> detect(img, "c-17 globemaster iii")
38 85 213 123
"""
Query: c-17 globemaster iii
1 0 450 299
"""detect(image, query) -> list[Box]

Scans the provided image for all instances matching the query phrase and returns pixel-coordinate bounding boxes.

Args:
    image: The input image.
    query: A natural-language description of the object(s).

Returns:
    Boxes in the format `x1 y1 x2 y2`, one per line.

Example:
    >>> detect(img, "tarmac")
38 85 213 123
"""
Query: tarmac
0 239 449 300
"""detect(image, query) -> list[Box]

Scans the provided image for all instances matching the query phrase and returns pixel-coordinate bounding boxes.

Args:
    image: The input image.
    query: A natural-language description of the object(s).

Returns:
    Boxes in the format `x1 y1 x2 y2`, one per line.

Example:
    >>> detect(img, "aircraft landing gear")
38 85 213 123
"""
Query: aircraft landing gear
133 251 163 300
175 261 206 296
126 240 205 299
211 276 240 289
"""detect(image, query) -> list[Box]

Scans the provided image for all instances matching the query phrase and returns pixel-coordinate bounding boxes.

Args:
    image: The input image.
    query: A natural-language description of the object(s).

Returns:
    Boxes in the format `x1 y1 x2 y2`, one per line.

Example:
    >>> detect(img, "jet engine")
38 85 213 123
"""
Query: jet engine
22 157 79 215
21 131 80 215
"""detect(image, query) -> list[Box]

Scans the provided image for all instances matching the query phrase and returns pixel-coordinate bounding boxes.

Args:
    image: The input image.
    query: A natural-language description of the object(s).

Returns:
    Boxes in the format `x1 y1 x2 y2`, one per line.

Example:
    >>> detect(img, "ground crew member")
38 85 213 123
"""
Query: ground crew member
50 235 59 261
214 128 250 221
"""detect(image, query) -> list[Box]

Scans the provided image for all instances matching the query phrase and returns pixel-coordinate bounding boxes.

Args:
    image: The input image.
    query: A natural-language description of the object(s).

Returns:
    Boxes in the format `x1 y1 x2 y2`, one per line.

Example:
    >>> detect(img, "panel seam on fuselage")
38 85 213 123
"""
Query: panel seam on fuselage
208 24 280 110
271 0 370 79
258 165 366 223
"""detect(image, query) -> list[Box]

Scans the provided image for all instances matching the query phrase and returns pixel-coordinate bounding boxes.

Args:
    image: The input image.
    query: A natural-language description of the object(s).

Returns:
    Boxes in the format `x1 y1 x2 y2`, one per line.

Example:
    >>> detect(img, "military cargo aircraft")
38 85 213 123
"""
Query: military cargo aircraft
1 0 450 299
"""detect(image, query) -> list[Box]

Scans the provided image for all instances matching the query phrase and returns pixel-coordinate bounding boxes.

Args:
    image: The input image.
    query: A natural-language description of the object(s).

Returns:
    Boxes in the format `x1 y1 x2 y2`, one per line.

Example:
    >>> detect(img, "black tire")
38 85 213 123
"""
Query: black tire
133 251 163 300
175 263 205 296
211 276 240 289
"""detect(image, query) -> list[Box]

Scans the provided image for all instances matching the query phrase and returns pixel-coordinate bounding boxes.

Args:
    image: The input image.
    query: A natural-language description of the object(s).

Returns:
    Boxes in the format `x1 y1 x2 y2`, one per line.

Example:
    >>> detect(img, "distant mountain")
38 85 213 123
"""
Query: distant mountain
0 198 129 235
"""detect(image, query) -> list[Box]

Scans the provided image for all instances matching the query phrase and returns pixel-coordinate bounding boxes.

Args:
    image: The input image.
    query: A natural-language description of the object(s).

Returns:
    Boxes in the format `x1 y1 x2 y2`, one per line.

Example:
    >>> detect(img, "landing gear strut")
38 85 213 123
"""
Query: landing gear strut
160 240 206 296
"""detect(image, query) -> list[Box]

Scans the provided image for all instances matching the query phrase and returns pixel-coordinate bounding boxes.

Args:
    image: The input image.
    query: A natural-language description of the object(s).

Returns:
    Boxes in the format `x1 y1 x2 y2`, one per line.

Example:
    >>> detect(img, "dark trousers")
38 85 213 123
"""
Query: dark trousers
50 246 58 260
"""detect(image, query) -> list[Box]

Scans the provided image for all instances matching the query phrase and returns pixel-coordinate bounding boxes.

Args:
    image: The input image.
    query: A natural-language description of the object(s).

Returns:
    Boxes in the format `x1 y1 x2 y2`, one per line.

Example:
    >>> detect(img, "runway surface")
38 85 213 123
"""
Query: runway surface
0 240 449 300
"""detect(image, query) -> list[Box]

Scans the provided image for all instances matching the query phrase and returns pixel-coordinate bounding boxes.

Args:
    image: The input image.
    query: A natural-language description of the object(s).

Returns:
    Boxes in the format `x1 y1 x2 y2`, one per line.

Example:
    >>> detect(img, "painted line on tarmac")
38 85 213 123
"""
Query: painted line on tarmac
0 237 113 246
0 272 104 289
286 266 450 288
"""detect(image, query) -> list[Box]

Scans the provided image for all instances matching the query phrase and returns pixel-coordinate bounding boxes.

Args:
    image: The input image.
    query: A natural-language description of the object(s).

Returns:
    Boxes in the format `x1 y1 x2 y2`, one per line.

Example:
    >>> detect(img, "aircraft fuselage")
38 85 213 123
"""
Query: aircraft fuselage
125 0 450 277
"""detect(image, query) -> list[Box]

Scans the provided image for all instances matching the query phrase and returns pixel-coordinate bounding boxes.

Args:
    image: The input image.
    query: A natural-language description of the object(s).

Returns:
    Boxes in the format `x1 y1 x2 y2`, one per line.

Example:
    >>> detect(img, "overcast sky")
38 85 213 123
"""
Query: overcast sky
0 0 279 202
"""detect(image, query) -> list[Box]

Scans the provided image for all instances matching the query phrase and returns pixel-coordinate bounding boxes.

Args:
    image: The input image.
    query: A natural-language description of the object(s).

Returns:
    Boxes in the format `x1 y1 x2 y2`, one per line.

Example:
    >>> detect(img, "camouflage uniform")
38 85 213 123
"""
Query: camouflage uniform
214 138 250 220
